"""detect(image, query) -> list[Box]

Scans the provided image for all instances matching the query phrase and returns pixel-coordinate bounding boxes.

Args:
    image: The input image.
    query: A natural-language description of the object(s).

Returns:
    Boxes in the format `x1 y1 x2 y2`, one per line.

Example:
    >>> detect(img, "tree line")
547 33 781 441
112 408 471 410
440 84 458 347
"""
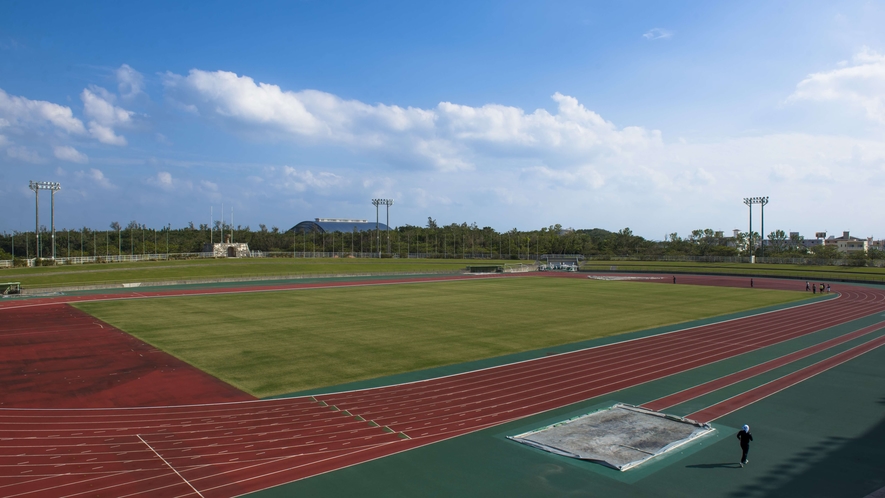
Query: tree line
1 219 882 264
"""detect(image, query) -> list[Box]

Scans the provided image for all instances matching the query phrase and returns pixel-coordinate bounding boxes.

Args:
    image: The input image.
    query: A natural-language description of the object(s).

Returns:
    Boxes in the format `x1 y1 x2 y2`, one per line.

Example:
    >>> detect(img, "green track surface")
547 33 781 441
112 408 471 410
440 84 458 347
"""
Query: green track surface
74 278 810 398
583 260 885 283
251 311 885 498
1 257 518 289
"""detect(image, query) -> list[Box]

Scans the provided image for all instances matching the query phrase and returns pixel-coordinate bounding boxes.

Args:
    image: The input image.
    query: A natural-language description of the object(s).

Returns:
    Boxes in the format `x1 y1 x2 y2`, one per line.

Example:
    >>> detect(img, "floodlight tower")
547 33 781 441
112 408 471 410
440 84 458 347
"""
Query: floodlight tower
29 181 61 260
743 196 769 260
371 199 393 256
372 199 382 257
760 196 769 257
382 199 394 254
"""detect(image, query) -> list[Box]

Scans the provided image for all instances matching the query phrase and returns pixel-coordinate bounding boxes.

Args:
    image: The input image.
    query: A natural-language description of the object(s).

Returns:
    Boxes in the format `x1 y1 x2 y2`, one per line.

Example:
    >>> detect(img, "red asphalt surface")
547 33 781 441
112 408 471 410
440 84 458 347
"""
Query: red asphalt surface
1 274 885 497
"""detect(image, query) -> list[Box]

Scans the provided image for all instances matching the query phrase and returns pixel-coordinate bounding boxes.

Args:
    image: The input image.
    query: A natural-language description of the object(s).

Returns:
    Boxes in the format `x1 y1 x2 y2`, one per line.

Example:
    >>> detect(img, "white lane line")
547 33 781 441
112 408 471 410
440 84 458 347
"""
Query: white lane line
137 434 204 498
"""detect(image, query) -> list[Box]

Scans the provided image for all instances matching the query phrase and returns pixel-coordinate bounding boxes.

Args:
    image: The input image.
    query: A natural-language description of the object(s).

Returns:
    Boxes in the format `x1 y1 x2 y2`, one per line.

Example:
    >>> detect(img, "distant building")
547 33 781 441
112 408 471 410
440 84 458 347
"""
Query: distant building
288 218 390 234
825 231 868 254
202 234 250 257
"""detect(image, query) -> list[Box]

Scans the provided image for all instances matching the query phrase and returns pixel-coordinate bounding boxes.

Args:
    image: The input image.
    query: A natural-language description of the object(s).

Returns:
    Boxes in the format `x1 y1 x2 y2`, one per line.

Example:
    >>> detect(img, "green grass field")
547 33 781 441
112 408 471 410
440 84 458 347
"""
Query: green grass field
583 260 885 283
75 277 811 398
1 257 519 289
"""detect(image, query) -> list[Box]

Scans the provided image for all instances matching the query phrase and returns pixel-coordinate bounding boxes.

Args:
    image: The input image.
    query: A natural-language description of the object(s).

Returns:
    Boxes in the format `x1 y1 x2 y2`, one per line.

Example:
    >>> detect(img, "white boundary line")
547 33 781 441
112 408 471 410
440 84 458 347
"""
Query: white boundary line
136 434 204 498
0 287 851 412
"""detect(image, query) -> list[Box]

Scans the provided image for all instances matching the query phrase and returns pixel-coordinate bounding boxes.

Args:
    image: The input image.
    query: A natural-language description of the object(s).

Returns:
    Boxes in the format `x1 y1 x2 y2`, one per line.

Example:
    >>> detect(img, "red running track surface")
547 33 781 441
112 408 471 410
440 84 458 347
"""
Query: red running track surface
0 304 255 409
1 275 884 497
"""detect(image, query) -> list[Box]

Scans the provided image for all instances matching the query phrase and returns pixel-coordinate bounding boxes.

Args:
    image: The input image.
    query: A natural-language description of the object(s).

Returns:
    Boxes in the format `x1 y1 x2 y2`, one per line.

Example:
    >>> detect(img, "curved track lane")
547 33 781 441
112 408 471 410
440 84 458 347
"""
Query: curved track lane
1 275 884 497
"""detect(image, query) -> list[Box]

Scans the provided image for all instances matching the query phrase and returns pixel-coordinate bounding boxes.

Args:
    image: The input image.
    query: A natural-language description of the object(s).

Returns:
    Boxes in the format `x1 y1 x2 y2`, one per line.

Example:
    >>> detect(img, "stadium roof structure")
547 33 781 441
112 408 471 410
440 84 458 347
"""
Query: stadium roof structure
287 218 390 234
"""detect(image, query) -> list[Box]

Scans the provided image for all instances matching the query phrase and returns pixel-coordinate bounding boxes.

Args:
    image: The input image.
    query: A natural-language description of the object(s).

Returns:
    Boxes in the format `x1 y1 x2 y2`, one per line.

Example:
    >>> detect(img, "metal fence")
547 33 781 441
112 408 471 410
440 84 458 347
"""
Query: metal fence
0 251 532 268
4 252 884 268
583 254 885 268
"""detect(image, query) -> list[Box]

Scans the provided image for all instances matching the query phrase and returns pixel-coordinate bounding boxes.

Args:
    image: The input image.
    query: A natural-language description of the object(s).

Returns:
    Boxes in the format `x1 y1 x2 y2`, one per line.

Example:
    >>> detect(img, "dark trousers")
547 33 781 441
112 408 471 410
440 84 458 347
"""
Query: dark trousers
741 445 750 463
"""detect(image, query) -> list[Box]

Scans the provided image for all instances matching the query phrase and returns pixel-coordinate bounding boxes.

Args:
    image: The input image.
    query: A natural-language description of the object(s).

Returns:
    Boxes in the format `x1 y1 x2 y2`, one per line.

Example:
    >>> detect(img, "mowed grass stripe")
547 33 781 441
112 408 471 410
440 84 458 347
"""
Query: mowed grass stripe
74 278 809 398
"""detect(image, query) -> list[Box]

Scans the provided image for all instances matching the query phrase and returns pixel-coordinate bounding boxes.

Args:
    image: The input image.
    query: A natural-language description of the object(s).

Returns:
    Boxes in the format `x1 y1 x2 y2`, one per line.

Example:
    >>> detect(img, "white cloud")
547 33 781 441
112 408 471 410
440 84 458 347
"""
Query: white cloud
0 87 87 135
146 170 193 192
157 171 173 186
87 122 127 145
523 164 606 189
162 69 661 172
163 69 435 139
6 145 44 163
53 145 88 163
76 168 115 189
277 166 347 192
116 64 144 99
788 46 885 123
81 86 133 145
642 28 673 40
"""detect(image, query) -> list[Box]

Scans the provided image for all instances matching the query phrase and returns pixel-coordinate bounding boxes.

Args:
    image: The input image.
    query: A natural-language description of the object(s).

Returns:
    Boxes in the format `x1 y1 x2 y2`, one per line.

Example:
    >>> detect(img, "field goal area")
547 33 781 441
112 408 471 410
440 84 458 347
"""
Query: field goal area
508 404 714 471
0 282 21 295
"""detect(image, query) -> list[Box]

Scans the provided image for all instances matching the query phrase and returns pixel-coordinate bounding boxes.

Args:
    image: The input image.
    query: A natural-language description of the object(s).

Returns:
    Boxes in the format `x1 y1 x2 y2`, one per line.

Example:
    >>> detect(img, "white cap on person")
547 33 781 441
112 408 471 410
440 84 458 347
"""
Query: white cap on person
742 425 749 432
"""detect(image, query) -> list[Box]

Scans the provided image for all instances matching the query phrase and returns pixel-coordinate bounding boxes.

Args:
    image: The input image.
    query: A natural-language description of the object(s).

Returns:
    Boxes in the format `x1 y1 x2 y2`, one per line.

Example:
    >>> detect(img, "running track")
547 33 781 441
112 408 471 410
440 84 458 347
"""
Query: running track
2 274 885 497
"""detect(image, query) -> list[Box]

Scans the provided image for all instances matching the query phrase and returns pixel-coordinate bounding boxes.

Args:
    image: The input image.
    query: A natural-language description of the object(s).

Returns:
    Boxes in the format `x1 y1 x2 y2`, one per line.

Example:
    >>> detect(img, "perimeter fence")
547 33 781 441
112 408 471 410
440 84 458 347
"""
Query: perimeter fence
583 254 885 267
0 250 536 268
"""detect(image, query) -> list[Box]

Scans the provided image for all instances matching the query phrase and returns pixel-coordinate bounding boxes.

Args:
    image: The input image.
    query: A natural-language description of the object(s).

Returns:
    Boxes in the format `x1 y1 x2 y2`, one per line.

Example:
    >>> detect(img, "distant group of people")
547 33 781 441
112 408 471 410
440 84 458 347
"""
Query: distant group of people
806 281 831 294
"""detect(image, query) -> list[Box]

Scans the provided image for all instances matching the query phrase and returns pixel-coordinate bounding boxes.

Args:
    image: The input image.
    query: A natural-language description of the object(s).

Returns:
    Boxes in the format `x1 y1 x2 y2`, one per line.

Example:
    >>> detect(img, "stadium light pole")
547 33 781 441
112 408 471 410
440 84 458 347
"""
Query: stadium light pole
760 196 769 258
29 181 61 260
743 198 752 256
372 199 393 257
743 196 769 261
378 199 394 254
372 199 381 258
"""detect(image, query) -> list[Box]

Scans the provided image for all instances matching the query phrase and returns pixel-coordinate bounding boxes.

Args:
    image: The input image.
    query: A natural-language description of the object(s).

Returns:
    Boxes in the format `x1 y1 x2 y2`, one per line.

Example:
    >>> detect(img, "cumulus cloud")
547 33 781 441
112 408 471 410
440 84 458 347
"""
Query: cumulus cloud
157 171 173 186
162 69 661 172
81 86 134 145
788 46 885 123
0 87 87 135
116 64 145 99
53 145 88 163
163 69 435 139
642 28 673 40
146 170 193 192
75 168 115 189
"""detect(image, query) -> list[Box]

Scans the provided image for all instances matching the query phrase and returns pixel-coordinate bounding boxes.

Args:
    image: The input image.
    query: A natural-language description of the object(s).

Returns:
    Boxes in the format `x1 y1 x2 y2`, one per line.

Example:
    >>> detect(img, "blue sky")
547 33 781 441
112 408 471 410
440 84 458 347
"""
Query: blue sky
2 1 885 239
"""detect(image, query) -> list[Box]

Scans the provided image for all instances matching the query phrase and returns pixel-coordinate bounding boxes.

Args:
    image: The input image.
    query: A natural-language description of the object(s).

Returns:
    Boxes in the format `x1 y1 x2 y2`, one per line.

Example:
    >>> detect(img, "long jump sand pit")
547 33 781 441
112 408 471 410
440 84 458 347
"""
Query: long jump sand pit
509 404 714 471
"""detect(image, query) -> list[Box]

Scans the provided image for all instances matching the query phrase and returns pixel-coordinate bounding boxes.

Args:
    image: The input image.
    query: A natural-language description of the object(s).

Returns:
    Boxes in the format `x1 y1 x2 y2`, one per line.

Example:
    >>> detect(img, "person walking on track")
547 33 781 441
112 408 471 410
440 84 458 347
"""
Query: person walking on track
806 281 810 291
737 424 753 467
